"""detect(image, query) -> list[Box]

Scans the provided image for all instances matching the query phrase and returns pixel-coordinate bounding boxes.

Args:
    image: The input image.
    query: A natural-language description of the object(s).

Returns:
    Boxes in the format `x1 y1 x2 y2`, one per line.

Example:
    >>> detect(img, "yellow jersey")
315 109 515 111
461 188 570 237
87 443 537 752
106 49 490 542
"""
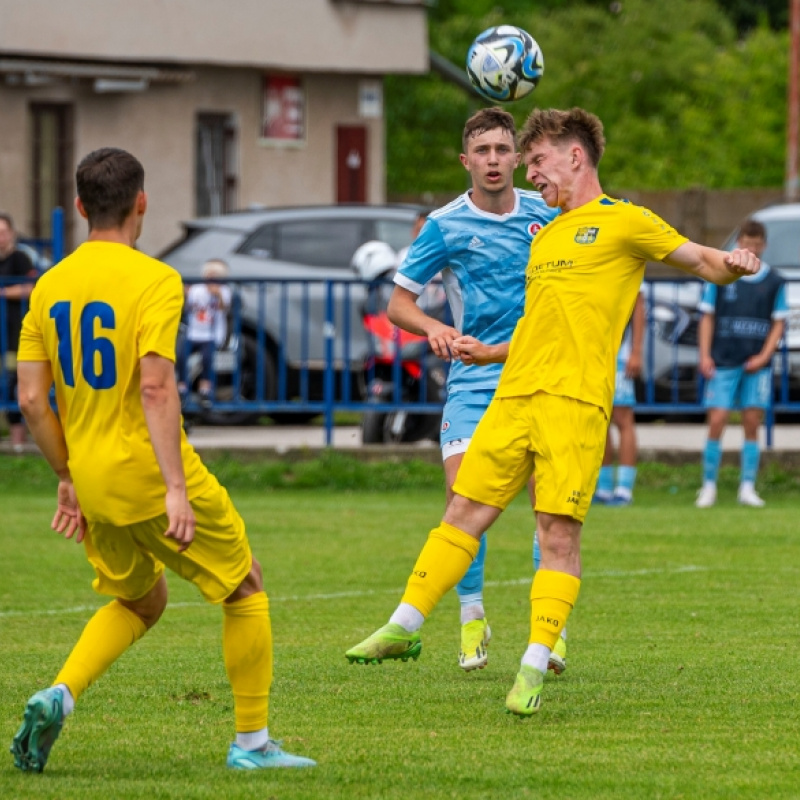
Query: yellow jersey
496 195 688 416
19 241 214 525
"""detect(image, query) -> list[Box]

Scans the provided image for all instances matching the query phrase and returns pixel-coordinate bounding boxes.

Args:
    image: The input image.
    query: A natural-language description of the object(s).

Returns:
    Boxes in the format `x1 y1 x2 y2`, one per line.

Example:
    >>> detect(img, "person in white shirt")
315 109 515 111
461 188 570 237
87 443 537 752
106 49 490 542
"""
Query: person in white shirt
178 259 232 408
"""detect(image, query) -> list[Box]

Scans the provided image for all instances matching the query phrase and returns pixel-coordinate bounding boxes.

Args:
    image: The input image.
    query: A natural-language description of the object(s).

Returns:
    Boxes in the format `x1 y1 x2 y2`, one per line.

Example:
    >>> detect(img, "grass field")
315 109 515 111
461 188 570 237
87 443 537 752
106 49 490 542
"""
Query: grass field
1 456 799 799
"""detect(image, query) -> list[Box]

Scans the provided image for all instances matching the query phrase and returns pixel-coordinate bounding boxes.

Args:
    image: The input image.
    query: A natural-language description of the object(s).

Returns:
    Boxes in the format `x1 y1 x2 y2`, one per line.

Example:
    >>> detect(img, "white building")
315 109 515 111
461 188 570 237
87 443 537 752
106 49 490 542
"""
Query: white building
0 0 428 254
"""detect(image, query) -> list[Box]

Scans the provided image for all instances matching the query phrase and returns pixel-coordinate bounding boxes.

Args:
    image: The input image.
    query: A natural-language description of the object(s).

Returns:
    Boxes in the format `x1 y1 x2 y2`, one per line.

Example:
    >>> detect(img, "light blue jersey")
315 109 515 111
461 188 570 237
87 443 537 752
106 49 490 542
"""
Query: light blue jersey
394 189 558 394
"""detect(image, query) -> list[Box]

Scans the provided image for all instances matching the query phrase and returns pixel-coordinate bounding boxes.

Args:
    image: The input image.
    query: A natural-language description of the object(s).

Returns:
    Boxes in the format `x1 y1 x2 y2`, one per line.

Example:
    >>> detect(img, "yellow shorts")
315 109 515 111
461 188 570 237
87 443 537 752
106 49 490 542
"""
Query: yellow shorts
83 476 252 604
452 392 608 522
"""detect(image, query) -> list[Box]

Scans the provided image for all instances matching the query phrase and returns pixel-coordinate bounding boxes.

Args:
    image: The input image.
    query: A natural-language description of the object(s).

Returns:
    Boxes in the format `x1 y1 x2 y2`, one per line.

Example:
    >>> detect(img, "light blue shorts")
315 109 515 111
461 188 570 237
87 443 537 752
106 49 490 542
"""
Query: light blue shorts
614 357 636 408
703 366 772 410
440 389 494 457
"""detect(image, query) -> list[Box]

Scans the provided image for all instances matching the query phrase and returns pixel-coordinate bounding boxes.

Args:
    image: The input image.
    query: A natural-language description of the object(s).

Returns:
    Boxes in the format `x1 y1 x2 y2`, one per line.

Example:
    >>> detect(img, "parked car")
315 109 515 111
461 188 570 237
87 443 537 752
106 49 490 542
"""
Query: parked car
159 204 424 422
641 203 800 404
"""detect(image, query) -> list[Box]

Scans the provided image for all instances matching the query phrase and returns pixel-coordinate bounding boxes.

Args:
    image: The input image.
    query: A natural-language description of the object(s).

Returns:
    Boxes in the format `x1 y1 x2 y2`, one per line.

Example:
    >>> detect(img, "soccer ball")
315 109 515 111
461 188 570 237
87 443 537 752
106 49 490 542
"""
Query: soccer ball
466 25 544 103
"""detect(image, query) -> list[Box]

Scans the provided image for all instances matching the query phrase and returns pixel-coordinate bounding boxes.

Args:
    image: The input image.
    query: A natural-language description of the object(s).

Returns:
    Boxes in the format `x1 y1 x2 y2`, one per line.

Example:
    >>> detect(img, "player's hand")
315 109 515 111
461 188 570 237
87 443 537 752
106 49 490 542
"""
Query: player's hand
744 354 768 373
724 248 760 276
52 478 86 543
425 322 460 361
164 487 196 552
451 335 491 366
625 352 643 379
699 355 716 380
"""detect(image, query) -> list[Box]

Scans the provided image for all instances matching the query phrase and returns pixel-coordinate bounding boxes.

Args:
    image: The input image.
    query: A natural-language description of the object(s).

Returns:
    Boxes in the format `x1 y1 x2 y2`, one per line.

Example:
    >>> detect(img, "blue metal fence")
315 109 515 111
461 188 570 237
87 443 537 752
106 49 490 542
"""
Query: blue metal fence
3 263 799 448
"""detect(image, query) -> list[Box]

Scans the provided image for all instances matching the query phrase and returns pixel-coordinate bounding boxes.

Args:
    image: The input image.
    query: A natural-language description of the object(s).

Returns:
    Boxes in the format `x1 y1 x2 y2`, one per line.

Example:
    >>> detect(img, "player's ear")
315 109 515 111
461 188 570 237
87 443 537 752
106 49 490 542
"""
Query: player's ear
136 190 148 216
459 153 469 171
75 196 88 220
514 152 521 167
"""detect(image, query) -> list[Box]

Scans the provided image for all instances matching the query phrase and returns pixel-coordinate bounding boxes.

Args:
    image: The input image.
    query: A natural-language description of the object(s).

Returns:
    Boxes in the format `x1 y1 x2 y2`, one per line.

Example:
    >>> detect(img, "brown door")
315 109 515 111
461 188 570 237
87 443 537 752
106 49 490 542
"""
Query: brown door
336 126 367 203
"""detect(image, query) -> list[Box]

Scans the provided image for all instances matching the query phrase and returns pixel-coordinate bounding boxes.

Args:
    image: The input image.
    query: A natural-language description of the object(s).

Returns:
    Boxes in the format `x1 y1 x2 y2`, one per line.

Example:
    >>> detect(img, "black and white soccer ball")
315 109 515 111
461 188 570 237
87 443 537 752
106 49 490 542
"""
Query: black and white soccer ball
466 25 544 103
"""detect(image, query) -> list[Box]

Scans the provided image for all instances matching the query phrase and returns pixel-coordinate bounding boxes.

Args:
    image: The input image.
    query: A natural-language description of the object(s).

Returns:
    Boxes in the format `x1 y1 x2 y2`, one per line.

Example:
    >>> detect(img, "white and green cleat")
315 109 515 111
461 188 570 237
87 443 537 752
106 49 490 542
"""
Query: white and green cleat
459 618 491 672
345 623 422 665
505 665 544 717
548 635 567 675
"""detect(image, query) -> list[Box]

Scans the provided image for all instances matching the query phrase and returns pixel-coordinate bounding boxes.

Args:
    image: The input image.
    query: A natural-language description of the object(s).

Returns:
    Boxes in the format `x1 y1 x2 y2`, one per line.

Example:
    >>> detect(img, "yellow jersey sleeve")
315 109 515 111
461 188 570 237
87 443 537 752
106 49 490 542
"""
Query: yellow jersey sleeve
138 273 183 362
18 304 48 361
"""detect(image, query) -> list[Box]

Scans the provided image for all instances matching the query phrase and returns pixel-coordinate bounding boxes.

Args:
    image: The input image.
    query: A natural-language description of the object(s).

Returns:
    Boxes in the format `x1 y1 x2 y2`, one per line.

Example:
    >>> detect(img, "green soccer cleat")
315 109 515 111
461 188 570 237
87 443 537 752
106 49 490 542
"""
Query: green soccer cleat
10 687 65 773
459 618 491 672
345 623 422 665
227 740 316 769
505 665 544 717
548 635 567 675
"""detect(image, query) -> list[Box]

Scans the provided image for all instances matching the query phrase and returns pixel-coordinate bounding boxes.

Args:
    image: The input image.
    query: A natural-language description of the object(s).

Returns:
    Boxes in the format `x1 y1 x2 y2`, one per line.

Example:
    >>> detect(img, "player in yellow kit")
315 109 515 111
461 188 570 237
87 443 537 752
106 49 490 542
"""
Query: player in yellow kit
346 107 760 715
10 147 315 772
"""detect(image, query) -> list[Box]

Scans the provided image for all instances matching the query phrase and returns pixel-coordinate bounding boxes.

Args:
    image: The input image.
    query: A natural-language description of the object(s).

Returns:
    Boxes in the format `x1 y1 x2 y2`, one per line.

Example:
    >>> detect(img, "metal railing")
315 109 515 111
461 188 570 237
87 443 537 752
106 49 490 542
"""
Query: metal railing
3 272 800 447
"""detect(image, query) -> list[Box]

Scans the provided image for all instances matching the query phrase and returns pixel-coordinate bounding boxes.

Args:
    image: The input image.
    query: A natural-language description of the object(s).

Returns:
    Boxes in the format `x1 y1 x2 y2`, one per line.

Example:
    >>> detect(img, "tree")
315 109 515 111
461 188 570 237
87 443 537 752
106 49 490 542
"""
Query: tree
386 0 788 195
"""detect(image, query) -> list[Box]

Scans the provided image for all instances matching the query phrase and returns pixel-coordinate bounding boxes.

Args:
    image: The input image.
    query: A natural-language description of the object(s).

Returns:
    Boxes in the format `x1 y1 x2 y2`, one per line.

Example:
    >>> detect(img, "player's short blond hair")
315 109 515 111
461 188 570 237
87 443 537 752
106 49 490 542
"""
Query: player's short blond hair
201 259 229 280
517 107 606 167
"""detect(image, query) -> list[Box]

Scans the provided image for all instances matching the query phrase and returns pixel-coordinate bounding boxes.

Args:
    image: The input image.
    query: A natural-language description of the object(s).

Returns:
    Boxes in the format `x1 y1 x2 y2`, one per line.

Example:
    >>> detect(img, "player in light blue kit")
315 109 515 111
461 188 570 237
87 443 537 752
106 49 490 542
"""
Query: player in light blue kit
385 107 560 672
695 219 788 508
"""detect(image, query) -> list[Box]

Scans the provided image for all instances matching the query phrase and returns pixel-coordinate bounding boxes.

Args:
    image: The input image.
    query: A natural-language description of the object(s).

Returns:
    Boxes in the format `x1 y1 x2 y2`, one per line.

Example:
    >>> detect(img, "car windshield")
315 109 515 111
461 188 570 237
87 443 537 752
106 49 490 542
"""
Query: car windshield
723 219 800 272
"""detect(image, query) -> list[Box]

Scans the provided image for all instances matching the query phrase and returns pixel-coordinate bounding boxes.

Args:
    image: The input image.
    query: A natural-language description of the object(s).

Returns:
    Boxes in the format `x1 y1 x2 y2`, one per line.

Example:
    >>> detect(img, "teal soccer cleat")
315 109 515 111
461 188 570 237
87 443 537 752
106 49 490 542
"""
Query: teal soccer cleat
10 687 65 773
227 740 316 769
345 623 422 665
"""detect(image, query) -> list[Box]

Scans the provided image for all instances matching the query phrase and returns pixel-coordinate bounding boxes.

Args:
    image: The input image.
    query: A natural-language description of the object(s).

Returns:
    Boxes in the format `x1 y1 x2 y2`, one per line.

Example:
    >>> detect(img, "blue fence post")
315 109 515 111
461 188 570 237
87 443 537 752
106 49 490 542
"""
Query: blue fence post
323 281 336 446
51 207 64 263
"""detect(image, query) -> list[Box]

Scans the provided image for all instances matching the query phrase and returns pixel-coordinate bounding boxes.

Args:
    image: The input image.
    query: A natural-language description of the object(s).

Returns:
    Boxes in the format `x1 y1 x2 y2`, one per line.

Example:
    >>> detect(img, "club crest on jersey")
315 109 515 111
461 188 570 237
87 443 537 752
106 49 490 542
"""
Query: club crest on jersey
575 226 599 244
441 420 450 432
528 222 542 237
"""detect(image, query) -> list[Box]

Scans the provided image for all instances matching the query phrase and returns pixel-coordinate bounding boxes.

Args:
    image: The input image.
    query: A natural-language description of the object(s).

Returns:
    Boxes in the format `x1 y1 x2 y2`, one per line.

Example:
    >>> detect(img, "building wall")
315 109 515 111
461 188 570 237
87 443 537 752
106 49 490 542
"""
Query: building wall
0 66 386 255
0 0 428 73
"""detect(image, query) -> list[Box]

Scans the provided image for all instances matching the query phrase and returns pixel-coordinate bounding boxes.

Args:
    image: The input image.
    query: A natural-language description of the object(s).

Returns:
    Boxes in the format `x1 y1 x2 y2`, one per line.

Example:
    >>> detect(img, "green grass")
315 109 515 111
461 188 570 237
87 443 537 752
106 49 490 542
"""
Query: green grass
1 456 799 799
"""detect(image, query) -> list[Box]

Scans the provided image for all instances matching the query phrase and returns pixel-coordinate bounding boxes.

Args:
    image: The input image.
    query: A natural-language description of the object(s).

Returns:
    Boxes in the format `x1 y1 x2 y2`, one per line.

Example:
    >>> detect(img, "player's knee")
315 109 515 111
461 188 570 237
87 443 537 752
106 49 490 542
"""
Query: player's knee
120 576 168 629
225 558 264 603
537 513 580 561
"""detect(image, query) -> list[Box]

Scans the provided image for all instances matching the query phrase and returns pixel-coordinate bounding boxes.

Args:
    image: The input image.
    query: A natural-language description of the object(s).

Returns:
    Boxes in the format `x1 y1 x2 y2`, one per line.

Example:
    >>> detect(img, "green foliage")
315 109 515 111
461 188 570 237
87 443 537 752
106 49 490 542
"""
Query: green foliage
387 0 788 194
2 485 800 798
5 451 800 494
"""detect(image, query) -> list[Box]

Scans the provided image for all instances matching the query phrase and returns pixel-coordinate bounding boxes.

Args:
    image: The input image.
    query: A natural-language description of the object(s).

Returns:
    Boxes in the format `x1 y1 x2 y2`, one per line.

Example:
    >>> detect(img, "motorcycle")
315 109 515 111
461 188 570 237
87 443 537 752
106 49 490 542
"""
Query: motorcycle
352 241 449 444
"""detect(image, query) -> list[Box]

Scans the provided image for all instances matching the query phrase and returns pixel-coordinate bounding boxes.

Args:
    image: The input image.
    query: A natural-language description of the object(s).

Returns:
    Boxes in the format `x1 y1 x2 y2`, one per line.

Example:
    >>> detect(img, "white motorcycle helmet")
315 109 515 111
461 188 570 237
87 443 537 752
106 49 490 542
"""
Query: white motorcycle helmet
351 240 398 282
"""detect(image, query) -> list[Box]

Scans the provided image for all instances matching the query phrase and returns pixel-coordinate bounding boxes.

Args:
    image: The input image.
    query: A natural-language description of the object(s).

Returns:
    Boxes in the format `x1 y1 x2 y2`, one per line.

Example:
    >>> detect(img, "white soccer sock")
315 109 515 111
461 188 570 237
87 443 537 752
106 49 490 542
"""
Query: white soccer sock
521 643 550 674
389 602 425 633
54 684 75 717
459 600 485 625
236 727 270 751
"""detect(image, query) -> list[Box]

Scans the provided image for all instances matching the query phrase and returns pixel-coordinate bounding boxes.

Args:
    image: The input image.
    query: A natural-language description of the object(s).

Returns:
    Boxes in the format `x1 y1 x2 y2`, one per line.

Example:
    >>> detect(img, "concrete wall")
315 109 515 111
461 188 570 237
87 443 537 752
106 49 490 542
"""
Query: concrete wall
0 0 428 73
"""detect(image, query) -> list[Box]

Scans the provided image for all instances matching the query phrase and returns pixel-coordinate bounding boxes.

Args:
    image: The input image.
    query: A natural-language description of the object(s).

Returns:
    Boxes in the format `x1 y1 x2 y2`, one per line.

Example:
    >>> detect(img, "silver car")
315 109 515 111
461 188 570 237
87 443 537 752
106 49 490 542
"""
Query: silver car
159 204 423 423
642 203 800 404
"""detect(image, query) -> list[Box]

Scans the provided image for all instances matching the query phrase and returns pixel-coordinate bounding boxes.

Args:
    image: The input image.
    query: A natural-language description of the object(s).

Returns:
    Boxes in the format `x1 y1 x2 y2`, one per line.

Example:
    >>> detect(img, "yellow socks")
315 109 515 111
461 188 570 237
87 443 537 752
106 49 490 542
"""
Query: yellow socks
223 591 272 733
529 569 581 650
54 600 147 700
400 522 481 617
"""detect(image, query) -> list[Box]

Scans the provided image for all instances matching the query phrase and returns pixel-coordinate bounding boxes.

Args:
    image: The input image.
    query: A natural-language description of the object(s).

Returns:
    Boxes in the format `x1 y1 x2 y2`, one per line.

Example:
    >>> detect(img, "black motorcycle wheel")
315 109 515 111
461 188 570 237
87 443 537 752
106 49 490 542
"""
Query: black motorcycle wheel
361 411 387 444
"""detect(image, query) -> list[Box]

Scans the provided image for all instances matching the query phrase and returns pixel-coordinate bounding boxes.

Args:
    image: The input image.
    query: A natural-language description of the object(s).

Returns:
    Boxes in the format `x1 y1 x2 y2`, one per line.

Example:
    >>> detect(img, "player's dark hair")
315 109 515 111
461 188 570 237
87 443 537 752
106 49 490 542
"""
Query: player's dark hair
517 107 606 167
76 148 145 230
0 211 15 230
739 219 766 241
462 107 517 153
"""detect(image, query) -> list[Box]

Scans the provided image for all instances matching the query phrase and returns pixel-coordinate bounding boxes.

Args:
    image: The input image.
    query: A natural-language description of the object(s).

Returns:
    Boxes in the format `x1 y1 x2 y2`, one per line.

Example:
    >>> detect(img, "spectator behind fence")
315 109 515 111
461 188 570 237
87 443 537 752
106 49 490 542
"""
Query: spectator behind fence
695 219 788 508
0 212 38 452
178 259 232 410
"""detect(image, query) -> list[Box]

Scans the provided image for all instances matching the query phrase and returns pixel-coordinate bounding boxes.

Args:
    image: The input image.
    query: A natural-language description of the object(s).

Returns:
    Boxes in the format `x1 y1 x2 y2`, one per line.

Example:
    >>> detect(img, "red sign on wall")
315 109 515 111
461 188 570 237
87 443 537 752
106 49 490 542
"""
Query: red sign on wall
261 76 305 141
